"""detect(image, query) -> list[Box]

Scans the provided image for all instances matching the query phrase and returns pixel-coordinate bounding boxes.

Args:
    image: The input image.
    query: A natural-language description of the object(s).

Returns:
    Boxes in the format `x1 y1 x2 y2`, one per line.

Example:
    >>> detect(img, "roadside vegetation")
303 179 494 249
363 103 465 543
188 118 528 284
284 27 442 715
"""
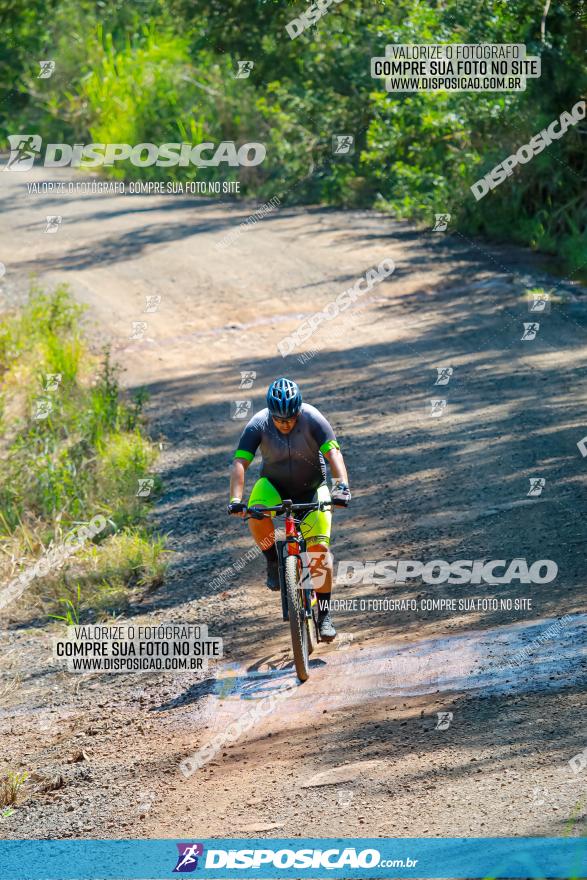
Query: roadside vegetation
0 770 28 809
0 0 585 274
0 283 167 623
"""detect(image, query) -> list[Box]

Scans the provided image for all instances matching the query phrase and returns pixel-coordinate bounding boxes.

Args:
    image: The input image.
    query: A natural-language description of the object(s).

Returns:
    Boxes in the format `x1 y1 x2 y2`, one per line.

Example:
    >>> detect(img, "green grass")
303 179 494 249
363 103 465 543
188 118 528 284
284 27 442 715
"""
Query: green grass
0 771 28 808
0 283 168 621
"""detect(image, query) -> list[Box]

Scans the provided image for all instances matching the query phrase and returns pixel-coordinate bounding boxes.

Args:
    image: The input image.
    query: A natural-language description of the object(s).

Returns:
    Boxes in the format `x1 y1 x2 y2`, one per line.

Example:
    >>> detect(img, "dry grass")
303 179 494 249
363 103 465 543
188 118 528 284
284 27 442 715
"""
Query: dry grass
0 770 28 807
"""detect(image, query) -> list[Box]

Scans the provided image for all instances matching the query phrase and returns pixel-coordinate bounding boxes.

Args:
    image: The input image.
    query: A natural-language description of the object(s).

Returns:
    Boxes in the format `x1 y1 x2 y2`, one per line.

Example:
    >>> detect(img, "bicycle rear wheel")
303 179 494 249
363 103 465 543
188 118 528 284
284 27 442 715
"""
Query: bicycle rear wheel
284 555 310 682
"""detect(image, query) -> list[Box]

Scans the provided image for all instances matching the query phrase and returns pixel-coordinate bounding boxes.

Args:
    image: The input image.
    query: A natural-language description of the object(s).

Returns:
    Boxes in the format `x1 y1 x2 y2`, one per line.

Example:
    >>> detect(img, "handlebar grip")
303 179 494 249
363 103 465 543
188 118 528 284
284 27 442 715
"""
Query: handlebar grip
247 507 266 520
227 501 247 514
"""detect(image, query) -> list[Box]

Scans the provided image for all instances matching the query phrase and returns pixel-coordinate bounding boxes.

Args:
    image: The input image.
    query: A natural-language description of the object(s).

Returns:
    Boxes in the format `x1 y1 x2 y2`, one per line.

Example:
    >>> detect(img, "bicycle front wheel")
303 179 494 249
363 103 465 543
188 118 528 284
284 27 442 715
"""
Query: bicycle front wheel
307 594 318 656
284 555 310 682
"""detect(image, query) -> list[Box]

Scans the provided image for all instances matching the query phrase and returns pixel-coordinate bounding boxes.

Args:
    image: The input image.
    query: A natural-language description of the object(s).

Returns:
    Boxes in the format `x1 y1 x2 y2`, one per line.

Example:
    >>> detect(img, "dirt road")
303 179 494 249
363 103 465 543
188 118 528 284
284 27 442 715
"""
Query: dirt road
0 166 586 839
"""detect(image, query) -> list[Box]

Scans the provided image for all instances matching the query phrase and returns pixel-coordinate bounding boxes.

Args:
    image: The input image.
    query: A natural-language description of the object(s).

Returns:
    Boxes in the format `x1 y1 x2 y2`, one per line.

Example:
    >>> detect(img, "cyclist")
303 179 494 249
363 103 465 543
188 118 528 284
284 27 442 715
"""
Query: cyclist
227 378 351 641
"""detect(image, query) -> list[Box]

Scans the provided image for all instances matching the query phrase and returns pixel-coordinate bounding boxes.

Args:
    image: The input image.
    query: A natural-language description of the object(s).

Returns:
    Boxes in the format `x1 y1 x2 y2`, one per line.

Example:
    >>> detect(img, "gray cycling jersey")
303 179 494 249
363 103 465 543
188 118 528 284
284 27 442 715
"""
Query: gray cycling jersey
234 403 339 500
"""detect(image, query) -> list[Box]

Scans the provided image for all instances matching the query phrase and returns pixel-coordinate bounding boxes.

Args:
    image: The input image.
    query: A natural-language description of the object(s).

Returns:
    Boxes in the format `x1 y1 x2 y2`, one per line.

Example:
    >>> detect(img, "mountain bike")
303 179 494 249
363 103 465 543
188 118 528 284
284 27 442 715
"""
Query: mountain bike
241 499 334 682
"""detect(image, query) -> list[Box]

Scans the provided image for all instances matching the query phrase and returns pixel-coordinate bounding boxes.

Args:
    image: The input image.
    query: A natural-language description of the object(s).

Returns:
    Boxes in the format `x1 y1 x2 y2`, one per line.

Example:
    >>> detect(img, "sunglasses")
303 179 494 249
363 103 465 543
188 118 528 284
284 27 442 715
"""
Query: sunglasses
272 415 298 424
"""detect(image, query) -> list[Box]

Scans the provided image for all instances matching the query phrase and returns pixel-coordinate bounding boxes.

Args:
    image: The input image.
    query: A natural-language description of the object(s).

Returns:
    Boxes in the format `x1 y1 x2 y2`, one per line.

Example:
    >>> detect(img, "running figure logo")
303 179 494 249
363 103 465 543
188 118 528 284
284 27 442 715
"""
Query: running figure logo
332 135 354 155
145 295 161 313
435 366 453 386
433 213 451 231
527 477 545 497
239 370 256 390
521 322 540 341
435 711 453 730
44 373 62 392
5 135 42 171
38 60 56 78
173 843 204 873
430 398 447 417
44 216 62 234
336 788 354 808
235 61 254 78
231 400 252 419
531 785 549 807
130 321 148 339
33 398 53 420
529 292 550 313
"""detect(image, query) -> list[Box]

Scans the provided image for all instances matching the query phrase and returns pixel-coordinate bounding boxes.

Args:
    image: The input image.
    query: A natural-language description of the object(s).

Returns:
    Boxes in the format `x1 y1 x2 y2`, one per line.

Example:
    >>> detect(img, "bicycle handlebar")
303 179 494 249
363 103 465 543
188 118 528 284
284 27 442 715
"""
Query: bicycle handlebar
231 498 347 519
253 499 331 517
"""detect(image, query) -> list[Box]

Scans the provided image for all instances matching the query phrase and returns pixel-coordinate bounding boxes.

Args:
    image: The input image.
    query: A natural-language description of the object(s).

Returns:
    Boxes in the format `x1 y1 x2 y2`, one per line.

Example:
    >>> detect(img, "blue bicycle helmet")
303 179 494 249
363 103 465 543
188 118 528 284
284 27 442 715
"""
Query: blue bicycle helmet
266 378 302 418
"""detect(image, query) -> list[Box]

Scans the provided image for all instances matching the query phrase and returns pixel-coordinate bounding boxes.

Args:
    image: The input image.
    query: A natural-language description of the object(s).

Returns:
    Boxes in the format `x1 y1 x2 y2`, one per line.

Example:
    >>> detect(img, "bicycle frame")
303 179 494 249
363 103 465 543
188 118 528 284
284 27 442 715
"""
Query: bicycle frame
244 499 329 623
277 516 312 623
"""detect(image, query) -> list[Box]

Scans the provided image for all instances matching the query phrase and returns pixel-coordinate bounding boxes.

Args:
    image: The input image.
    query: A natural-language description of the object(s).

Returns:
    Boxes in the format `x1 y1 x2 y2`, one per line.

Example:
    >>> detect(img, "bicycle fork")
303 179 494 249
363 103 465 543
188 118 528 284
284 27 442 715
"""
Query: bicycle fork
277 515 314 622
277 539 289 622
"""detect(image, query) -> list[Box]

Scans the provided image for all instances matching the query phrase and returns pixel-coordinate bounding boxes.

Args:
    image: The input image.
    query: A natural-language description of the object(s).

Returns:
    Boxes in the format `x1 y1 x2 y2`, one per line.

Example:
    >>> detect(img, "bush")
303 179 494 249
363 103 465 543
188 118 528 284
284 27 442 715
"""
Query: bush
0 284 167 620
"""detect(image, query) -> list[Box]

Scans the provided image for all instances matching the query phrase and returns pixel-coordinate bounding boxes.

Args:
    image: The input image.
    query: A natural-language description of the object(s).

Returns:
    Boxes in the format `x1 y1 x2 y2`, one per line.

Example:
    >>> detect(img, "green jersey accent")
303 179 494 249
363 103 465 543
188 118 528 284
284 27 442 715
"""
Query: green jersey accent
234 449 254 462
320 439 340 454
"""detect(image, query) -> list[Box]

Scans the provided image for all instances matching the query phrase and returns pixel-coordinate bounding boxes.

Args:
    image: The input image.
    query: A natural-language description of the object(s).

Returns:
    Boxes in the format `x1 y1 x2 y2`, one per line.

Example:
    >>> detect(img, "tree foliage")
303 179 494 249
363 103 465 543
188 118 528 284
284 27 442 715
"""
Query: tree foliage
0 0 585 271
